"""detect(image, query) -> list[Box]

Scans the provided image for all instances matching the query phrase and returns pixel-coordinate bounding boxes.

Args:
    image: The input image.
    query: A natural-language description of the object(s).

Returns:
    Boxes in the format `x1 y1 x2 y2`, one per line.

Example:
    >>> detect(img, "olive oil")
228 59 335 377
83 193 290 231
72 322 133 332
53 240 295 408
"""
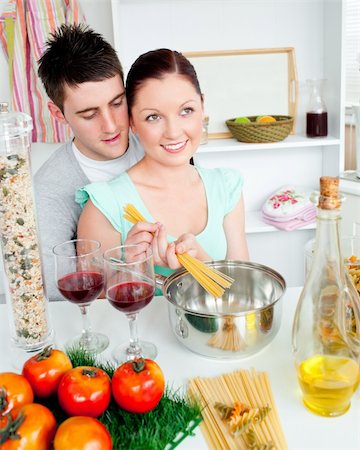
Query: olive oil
297 354 360 417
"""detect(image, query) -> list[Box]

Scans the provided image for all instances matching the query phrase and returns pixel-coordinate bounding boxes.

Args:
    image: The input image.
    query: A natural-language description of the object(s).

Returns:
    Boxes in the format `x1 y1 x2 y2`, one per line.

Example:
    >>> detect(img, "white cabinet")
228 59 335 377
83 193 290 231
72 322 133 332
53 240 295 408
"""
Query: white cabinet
111 0 345 287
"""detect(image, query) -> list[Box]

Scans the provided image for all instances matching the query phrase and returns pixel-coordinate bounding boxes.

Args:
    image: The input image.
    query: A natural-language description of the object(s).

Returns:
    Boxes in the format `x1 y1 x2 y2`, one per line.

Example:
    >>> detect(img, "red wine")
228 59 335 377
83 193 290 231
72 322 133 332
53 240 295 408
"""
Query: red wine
58 271 103 304
306 112 328 137
107 281 154 313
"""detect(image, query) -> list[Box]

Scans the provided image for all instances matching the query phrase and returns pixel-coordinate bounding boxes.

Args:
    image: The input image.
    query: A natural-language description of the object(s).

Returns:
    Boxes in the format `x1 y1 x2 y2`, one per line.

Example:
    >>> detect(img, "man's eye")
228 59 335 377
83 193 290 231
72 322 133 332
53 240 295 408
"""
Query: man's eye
83 113 96 120
113 100 123 107
146 114 159 122
181 107 194 116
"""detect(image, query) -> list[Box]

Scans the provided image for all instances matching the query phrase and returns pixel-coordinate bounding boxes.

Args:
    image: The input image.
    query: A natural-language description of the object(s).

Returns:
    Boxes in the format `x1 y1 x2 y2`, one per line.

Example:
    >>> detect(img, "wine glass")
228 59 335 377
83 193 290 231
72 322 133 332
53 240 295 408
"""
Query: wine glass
103 244 157 363
53 239 109 354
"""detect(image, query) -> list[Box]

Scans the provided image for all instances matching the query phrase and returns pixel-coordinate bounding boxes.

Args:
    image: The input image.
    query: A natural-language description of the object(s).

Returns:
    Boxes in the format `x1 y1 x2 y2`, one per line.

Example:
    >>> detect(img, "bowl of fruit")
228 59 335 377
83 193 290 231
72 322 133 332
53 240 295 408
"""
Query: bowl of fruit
225 115 294 143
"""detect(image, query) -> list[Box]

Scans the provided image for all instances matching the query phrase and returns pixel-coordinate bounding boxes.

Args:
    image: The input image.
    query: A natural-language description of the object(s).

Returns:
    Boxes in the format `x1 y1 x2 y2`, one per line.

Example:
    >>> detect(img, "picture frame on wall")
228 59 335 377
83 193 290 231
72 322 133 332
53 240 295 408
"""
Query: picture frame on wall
183 48 298 139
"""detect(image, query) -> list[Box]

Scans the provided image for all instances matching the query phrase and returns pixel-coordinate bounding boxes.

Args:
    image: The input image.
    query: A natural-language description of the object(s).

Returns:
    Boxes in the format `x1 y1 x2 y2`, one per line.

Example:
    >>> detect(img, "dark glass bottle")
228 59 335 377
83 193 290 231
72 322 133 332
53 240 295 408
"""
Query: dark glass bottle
306 79 328 137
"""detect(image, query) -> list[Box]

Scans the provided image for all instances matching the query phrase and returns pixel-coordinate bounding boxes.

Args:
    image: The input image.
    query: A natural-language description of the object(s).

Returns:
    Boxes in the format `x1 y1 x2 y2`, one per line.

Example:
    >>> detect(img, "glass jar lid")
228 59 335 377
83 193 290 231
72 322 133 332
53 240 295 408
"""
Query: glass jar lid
0 102 33 141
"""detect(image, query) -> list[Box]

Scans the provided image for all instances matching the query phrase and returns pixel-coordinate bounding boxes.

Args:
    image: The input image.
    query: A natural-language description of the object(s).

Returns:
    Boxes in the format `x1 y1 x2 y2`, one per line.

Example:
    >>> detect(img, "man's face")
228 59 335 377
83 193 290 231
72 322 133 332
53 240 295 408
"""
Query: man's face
51 75 129 161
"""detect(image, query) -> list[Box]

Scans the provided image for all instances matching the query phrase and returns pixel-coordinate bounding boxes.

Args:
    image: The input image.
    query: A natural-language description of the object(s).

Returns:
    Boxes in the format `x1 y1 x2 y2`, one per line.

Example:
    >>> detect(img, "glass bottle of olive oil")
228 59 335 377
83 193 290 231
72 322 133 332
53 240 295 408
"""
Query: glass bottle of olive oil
292 176 360 417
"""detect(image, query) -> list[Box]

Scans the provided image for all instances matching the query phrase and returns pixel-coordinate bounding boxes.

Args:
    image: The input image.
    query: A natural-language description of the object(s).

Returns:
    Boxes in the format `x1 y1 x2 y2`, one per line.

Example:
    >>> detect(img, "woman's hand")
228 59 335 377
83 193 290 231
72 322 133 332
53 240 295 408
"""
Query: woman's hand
125 221 212 269
152 226 211 269
124 221 159 260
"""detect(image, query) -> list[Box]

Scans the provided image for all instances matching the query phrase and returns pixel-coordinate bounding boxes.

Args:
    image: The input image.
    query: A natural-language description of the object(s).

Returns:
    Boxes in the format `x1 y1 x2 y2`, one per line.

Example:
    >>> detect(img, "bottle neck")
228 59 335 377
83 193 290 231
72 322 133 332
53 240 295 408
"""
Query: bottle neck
308 85 326 113
312 207 342 266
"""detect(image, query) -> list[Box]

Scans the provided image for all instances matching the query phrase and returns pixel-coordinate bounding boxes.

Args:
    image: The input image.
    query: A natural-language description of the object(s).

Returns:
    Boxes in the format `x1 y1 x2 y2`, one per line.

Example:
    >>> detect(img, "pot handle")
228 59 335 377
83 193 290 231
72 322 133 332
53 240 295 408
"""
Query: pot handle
155 273 166 290
175 308 189 339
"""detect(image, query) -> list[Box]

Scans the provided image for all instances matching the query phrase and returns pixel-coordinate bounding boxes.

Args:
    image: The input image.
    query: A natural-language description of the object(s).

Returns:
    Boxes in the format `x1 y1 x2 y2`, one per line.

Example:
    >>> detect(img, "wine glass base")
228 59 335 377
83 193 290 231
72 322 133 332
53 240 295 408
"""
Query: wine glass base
66 332 109 354
112 340 158 364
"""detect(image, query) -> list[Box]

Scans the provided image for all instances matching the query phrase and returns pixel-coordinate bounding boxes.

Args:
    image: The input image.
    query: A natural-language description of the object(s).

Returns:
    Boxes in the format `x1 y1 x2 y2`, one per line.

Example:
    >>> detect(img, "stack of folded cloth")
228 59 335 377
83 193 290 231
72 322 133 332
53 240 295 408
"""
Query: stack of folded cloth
262 185 316 231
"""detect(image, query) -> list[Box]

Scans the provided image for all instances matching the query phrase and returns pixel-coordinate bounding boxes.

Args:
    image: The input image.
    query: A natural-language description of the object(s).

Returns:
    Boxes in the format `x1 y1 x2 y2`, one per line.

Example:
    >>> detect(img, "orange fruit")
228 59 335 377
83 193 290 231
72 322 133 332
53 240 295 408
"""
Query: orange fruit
256 115 276 123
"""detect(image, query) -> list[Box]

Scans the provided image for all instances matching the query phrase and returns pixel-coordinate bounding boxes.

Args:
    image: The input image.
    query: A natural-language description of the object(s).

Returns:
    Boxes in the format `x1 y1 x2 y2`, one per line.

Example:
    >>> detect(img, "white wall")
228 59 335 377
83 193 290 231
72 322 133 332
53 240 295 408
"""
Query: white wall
111 0 326 138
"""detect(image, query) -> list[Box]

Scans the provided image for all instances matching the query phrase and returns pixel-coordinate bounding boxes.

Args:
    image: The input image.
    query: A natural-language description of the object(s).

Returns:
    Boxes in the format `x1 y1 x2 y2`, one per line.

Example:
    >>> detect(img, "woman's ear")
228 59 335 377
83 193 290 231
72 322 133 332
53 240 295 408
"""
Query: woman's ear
48 101 67 124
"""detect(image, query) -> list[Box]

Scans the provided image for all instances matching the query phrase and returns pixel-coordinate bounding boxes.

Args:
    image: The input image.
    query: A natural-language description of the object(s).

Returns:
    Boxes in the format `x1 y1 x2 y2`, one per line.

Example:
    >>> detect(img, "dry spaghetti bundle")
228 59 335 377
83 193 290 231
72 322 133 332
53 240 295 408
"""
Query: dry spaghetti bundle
188 368 288 450
207 316 246 352
123 203 234 298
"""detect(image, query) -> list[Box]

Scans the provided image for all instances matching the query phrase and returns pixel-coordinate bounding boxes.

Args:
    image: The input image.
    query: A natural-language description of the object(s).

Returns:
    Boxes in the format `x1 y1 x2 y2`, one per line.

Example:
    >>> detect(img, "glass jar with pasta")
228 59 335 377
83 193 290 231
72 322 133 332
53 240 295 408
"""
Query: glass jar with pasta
0 103 53 364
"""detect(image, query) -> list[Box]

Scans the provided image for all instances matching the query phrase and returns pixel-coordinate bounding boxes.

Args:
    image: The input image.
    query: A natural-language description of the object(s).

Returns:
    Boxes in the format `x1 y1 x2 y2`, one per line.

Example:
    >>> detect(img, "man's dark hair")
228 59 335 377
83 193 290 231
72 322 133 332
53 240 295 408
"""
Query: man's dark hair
38 23 123 111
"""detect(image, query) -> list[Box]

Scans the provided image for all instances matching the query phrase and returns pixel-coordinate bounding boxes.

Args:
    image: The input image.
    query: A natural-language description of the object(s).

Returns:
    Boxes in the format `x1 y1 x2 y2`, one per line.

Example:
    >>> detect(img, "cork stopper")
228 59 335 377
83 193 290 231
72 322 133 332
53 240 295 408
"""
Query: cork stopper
318 176 340 209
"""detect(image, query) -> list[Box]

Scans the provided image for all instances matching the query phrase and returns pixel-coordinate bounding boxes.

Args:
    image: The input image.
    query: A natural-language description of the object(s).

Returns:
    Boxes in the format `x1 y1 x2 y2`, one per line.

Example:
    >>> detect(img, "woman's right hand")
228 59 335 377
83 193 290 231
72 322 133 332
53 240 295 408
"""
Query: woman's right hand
124 221 159 256
152 225 211 269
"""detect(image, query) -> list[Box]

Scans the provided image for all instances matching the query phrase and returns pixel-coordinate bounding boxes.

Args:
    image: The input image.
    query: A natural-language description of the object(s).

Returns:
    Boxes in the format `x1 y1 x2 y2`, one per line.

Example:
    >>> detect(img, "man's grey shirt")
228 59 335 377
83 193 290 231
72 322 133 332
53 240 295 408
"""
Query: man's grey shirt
34 134 144 301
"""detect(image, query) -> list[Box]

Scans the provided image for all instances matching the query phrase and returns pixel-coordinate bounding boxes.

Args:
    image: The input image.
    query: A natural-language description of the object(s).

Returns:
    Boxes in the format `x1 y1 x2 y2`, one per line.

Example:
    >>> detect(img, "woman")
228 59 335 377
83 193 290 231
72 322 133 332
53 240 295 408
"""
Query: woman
76 49 249 275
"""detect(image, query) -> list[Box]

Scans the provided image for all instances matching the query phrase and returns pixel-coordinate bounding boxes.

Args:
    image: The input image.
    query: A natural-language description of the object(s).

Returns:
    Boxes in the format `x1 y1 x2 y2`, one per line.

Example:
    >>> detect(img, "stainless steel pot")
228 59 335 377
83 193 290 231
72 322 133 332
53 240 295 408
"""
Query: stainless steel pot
159 260 286 359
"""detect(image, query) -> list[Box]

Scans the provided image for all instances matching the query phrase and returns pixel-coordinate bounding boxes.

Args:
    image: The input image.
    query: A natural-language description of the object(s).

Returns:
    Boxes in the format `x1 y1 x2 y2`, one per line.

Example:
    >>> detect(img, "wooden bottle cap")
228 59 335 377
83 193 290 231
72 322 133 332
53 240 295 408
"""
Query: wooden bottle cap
318 176 340 209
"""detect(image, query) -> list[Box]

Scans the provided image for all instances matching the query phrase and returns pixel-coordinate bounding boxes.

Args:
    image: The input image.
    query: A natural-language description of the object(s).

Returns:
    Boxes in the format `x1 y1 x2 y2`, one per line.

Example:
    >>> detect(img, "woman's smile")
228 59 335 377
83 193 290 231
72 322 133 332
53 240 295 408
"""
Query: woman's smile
161 140 188 153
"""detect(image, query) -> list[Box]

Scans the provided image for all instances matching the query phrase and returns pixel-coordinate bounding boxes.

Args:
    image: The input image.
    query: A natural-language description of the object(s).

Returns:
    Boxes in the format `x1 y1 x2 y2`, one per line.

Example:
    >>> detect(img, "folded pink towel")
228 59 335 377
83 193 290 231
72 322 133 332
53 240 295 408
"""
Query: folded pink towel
262 185 317 230
262 185 314 220
262 211 316 231
262 203 316 223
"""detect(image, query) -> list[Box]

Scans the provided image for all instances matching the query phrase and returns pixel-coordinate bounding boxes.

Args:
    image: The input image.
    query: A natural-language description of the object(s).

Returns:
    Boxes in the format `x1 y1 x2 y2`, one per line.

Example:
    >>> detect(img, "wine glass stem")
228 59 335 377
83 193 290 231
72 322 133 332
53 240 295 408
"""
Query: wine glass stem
127 313 141 358
79 305 92 347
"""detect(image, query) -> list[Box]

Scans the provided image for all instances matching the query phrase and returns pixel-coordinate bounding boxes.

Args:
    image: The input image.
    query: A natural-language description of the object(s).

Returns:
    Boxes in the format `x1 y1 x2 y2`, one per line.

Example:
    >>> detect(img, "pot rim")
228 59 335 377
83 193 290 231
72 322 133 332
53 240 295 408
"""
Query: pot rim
161 259 286 318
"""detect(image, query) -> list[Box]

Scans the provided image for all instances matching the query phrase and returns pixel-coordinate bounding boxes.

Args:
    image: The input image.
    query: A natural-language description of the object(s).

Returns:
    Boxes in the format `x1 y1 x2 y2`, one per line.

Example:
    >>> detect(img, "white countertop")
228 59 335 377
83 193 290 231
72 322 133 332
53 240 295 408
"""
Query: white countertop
1 287 359 450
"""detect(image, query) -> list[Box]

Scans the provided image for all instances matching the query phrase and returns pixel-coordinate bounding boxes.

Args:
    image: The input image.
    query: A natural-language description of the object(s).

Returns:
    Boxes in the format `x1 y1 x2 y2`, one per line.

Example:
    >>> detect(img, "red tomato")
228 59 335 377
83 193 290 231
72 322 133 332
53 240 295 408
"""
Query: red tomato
0 403 56 450
112 358 165 413
53 416 112 450
58 366 111 417
22 346 72 398
0 372 34 415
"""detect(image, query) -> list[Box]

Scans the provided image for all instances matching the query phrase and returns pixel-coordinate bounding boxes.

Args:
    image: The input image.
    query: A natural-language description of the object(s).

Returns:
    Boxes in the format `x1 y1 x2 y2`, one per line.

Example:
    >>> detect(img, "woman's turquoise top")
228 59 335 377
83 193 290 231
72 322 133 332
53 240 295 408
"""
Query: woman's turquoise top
76 166 243 285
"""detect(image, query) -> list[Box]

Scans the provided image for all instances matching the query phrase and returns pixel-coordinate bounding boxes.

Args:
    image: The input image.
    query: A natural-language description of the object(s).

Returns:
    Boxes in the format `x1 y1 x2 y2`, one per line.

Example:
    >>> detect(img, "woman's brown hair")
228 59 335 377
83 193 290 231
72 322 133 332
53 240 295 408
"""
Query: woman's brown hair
126 48 202 115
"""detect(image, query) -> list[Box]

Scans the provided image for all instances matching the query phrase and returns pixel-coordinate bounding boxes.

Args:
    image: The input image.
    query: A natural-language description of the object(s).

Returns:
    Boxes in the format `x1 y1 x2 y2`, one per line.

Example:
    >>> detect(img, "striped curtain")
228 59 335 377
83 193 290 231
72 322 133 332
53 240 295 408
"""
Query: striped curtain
0 0 85 143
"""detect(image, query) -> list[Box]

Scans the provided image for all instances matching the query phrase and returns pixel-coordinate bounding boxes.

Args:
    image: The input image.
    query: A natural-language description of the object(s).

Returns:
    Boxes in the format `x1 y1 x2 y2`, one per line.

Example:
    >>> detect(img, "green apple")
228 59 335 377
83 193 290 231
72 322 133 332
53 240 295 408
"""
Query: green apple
234 116 250 123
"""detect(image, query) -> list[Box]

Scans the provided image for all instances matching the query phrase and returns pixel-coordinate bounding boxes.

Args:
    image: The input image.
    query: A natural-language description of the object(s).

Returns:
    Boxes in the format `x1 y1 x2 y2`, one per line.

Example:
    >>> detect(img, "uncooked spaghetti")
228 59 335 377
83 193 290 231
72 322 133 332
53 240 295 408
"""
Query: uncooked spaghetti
188 368 288 450
207 316 246 352
123 203 234 298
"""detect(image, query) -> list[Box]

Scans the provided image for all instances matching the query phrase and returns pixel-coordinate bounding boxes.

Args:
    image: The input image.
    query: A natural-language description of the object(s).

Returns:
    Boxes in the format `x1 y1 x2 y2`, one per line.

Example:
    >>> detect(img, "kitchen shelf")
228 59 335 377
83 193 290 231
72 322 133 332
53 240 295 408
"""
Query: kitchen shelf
245 210 316 234
198 135 341 154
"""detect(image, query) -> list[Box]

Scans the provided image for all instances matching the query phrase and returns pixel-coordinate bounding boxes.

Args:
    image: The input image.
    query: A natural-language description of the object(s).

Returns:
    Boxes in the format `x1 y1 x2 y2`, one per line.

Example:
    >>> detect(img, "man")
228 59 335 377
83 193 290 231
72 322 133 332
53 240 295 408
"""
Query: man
35 24 144 300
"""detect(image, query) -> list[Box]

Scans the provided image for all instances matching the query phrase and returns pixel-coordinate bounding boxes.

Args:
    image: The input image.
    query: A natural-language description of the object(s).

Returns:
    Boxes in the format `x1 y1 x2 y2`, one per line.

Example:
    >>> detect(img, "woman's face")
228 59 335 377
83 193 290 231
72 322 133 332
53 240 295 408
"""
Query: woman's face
130 73 204 165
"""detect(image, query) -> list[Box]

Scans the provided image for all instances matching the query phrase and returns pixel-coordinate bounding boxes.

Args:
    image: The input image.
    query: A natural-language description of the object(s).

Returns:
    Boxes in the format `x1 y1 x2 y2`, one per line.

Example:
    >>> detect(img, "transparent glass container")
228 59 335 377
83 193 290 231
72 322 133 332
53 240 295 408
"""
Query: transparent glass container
0 102 53 360
200 115 209 145
306 79 328 138
292 177 360 417
305 229 360 290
